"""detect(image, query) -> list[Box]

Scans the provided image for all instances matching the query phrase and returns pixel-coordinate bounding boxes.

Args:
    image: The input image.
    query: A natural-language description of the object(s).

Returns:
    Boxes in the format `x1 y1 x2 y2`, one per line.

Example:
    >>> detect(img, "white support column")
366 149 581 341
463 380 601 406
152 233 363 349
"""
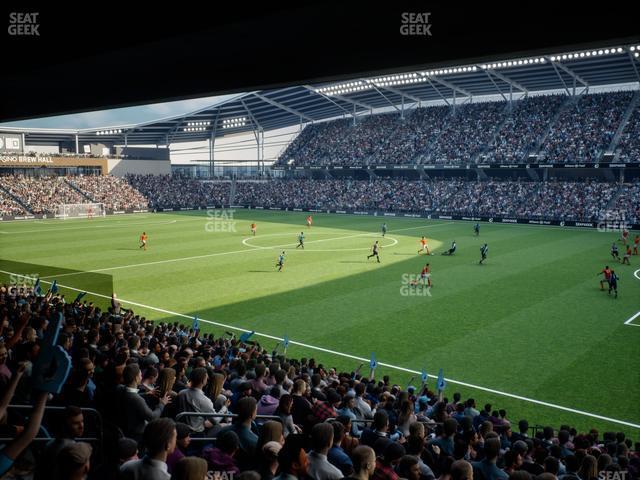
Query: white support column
75 134 79 154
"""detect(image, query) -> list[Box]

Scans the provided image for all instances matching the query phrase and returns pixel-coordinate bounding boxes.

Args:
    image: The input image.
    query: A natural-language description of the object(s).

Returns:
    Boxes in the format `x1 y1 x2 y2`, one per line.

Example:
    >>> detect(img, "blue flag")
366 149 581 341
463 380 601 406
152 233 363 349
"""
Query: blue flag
50 280 58 294
192 316 200 332
436 368 447 391
370 352 377 370
74 291 87 303
239 330 254 343
283 334 289 349
33 278 42 296
227 349 235 361
421 368 428 384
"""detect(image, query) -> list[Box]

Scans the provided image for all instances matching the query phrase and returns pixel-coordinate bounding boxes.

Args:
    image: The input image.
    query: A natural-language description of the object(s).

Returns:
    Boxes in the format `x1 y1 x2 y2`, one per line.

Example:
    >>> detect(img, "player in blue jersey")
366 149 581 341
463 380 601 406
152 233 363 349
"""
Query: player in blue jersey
474 223 480 236
276 251 286 272
479 243 488 264
381 223 387 237
296 232 305 249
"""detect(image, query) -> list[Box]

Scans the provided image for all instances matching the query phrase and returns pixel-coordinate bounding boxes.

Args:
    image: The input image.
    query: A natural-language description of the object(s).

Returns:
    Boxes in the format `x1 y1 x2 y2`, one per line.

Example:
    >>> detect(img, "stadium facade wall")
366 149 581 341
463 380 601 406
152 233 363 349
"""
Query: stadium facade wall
107 158 171 176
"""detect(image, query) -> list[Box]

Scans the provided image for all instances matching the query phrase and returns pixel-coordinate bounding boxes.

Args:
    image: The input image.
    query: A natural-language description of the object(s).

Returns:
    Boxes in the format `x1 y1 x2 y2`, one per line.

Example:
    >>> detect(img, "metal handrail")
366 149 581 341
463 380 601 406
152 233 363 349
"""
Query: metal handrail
6 404 105 461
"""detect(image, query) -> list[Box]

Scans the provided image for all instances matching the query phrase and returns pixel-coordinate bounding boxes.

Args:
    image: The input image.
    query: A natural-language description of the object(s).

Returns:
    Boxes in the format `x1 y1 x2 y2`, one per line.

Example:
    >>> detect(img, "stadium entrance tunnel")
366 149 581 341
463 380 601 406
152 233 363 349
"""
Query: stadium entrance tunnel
0 259 114 303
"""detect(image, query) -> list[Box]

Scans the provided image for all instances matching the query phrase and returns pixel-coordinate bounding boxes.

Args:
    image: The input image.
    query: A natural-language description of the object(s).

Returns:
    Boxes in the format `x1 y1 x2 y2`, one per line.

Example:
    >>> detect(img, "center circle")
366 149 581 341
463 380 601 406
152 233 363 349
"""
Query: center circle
242 232 398 252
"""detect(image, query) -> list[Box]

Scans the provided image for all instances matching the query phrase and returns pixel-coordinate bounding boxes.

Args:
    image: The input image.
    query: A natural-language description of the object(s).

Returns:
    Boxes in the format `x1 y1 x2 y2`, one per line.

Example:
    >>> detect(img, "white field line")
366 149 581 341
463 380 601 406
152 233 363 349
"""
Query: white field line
626 270 640 327
624 312 640 327
39 223 452 279
0 218 192 234
2 271 638 430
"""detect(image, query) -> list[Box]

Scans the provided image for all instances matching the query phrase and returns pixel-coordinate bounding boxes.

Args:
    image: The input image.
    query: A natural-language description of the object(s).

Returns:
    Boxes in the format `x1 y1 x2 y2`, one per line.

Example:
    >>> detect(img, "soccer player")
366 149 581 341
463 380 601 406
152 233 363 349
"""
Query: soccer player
621 228 629 246
139 232 148 251
381 223 387 237
442 240 457 256
420 263 432 288
87 206 94 220
296 231 305 249
622 245 632 265
608 269 619 298
418 236 430 255
474 223 480 236
306 215 313 228
597 265 612 291
251 223 257 236
276 251 286 272
611 242 620 261
479 243 488 264
367 241 381 263
633 234 639 255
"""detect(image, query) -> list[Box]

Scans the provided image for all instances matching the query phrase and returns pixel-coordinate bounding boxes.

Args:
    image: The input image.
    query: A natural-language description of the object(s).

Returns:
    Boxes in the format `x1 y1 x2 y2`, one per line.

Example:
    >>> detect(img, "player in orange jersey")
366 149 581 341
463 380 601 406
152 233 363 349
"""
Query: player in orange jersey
139 232 148 251
621 245 632 265
597 265 612 291
251 223 257 236
306 215 313 228
420 263 432 288
418 236 431 255
633 234 639 255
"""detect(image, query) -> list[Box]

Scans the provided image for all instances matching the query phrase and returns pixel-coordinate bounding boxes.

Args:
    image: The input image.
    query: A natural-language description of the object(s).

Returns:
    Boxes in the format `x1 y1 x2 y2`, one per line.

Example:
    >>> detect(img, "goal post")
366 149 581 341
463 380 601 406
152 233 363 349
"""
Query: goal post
57 203 106 219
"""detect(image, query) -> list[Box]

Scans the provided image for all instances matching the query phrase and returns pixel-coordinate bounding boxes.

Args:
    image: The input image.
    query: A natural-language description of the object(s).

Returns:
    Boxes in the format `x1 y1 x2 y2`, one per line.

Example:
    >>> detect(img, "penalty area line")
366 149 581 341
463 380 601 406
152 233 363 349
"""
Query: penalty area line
1 270 638 430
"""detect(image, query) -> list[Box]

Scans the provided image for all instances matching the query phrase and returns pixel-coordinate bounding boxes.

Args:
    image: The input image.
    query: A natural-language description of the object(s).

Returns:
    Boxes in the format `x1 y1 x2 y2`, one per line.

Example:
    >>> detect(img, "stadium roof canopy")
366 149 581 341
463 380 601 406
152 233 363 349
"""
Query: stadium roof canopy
4 43 640 147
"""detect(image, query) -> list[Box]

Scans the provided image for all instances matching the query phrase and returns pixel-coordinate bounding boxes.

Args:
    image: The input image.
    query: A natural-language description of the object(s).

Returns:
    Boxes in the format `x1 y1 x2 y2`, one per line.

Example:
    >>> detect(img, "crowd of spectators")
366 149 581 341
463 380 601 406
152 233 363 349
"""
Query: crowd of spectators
126 174 230 209
0 175 87 214
276 91 639 167
539 92 633 164
616 104 640 163
425 102 507 165
481 95 567 164
0 191 28 216
0 174 637 223
68 176 149 211
0 284 637 480
234 179 636 223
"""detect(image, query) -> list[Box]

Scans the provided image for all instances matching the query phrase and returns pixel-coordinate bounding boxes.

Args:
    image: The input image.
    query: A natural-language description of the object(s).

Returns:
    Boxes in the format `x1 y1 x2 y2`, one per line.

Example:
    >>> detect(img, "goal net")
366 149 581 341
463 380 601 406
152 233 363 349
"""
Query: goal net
57 203 106 219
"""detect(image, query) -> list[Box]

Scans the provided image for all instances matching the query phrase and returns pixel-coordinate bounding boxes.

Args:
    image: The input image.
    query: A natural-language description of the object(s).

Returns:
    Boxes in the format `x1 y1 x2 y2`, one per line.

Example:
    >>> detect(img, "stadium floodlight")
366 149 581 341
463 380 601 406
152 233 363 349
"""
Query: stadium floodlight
631 46 636 51
636 52 639 58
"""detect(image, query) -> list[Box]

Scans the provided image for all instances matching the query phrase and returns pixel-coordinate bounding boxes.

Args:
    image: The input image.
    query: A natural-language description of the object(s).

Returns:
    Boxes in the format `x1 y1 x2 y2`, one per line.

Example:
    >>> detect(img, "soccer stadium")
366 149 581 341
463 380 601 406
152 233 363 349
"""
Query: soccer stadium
0 6 639 480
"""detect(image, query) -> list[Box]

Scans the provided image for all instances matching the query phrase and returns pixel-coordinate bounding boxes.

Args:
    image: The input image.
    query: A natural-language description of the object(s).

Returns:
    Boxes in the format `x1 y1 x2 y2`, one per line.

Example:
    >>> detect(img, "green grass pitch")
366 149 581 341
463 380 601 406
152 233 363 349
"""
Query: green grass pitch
1 210 638 437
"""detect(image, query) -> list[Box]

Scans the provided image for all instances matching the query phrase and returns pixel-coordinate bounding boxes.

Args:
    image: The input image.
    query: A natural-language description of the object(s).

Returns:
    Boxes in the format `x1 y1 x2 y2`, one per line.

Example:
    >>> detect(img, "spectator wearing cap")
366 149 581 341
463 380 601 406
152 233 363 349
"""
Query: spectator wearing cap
471 437 508 480
308 423 343 480
166 422 191 473
373 441 405 480
203 429 241 475
120 418 177 480
176 367 215 435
